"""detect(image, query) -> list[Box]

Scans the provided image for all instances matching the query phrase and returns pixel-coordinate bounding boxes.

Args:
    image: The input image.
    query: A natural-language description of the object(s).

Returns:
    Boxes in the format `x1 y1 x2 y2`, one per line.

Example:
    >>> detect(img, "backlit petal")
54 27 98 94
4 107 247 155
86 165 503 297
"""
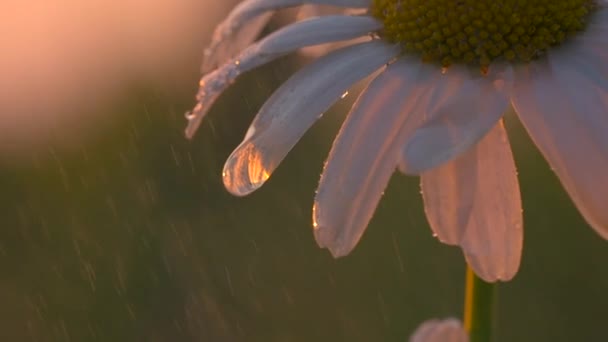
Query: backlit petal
202 0 371 72
421 122 523 282
296 5 368 57
571 9 608 75
410 319 468 342
222 41 398 196
512 56 608 239
185 15 382 139
396 68 463 174
313 59 434 257
401 65 513 174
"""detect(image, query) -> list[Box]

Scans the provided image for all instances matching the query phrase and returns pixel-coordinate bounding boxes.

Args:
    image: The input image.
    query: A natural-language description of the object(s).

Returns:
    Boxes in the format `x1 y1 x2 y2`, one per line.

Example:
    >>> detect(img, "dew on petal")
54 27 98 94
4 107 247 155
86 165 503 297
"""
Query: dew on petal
184 109 197 121
222 142 272 196
312 204 319 229
185 62 241 139
311 202 350 257
202 10 273 73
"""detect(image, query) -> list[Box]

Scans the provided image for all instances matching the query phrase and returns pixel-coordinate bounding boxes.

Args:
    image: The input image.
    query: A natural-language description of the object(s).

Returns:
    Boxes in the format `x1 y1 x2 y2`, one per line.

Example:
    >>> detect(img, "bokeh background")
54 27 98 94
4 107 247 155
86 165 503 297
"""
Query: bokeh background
1 1 607 341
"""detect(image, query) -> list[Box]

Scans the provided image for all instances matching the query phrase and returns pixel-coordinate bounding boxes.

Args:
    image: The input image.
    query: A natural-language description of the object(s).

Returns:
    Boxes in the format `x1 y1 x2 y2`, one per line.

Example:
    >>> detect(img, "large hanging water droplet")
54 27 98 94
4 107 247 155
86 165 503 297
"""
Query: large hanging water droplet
222 141 272 196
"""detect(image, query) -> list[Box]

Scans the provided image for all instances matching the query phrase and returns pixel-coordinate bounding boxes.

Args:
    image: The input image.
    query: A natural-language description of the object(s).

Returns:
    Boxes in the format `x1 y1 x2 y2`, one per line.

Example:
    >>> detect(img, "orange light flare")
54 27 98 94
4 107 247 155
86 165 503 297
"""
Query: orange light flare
0 0 237 155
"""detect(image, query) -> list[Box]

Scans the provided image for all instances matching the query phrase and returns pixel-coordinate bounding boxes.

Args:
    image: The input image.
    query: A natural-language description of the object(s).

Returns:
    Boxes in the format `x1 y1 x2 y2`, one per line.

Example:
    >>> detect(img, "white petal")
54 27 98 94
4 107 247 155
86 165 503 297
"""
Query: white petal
296 3 365 19
255 15 381 53
573 9 608 52
185 15 382 139
296 5 368 57
410 319 468 342
202 0 371 73
400 65 514 174
571 10 608 74
222 40 399 196
202 11 272 74
421 122 523 282
590 7 608 25
512 53 608 239
552 48 608 93
395 68 463 174
313 59 435 257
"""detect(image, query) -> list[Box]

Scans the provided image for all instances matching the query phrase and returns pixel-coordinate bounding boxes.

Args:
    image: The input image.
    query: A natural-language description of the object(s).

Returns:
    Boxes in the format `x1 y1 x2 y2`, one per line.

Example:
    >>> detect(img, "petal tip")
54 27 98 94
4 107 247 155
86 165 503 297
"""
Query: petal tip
584 214 608 241
410 318 468 342
464 252 519 283
313 225 353 258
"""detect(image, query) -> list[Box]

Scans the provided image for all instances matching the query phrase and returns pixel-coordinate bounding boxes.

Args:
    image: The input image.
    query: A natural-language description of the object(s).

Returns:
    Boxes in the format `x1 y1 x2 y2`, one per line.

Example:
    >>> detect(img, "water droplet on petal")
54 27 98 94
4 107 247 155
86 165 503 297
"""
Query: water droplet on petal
222 141 271 196
340 91 349 99
185 62 241 139
312 203 320 229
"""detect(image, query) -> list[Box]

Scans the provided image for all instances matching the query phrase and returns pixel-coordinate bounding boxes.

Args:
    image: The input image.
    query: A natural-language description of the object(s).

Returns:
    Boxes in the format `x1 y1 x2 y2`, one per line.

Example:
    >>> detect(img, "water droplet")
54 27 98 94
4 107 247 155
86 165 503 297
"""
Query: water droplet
312 203 320 229
222 142 271 196
340 91 349 99
186 63 240 139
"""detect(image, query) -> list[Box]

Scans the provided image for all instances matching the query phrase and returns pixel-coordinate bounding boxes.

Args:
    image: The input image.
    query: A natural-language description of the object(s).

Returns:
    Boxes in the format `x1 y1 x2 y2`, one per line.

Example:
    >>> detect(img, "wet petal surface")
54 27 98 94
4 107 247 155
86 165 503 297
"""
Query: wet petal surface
512 47 608 240
202 0 371 72
401 65 513 174
186 15 382 139
313 59 434 257
421 122 522 282
222 41 398 196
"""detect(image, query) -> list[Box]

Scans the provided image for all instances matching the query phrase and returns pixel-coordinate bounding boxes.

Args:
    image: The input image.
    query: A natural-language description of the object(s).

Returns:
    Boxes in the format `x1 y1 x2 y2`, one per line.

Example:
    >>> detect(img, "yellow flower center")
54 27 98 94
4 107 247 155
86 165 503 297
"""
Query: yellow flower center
371 0 597 70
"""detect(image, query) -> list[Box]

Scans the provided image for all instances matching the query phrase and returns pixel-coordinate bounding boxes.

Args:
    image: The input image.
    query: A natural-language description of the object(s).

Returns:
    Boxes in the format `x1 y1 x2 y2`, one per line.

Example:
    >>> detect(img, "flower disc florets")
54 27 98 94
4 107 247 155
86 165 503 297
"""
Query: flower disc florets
371 0 597 69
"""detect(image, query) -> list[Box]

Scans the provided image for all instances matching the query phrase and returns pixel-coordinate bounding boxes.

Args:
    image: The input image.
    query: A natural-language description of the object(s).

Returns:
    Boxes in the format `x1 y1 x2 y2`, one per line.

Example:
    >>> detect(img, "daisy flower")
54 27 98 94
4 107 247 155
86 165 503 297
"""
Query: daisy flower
186 0 608 282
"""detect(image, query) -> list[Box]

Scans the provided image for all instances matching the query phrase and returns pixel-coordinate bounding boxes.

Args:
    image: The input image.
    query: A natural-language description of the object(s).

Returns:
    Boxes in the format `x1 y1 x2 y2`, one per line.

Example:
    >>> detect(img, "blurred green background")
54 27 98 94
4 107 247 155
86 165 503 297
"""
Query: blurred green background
1 3 608 341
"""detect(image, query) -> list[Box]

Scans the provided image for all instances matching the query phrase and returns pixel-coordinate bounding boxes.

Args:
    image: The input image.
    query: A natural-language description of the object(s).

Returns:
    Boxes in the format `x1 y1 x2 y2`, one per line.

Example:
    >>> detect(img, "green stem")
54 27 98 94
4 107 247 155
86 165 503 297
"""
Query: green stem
463 266 496 342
